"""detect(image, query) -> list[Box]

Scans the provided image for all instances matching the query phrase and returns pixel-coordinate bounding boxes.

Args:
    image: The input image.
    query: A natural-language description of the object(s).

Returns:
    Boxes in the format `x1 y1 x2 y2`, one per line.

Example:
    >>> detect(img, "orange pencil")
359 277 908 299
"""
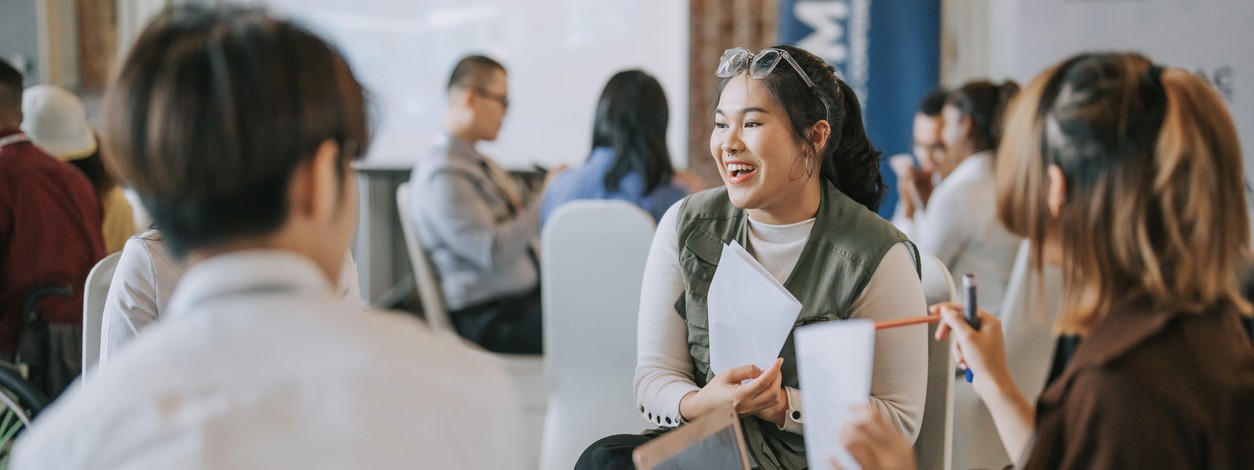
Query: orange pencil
874 314 941 330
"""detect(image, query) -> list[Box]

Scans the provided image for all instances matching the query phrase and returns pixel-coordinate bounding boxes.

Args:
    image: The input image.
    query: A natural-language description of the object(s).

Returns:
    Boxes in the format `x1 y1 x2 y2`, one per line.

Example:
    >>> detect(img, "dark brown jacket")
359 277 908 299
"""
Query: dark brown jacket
1024 302 1254 469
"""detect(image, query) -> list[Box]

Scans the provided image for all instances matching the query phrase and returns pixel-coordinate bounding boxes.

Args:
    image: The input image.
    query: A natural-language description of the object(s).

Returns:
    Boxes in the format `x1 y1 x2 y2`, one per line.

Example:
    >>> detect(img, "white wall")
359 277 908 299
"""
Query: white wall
0 0 42 85
246 0 690 170
948 0 1253 184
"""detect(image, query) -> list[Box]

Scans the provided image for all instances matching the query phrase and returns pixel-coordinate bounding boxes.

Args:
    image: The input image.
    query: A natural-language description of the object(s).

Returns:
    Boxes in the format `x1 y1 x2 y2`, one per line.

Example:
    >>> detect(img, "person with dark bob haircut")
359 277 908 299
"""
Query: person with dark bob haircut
837 52 1254 470
577 45 927 470
540 69 689 225
12 7 524 468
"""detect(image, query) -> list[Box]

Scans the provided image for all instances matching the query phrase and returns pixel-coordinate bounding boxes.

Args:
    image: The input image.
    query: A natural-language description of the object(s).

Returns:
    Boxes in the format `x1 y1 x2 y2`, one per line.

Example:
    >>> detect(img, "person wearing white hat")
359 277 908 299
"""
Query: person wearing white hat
22 85 138 253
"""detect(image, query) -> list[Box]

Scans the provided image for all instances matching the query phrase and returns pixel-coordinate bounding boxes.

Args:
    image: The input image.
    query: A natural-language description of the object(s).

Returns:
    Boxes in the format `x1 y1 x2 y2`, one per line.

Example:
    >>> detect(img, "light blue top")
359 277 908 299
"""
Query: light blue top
540 147 688 226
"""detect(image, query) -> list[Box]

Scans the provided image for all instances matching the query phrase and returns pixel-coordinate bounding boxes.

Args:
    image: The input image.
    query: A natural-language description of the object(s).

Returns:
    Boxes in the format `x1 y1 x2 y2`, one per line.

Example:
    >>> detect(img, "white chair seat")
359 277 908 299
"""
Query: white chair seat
538 200 656 470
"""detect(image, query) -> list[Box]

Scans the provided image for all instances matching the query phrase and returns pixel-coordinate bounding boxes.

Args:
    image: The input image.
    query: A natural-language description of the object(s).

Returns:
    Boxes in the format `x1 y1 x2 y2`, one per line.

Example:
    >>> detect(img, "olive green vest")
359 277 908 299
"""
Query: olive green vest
673 182 917 469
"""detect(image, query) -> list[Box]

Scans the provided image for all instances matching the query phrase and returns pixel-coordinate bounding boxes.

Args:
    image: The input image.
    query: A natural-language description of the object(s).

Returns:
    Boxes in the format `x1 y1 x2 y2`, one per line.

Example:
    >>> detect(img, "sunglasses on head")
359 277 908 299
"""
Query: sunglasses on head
715 47 830 119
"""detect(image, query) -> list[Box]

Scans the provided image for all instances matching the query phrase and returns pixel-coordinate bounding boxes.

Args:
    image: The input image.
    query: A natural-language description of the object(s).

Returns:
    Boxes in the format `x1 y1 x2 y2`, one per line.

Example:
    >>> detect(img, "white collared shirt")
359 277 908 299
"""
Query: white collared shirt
15 250 524 469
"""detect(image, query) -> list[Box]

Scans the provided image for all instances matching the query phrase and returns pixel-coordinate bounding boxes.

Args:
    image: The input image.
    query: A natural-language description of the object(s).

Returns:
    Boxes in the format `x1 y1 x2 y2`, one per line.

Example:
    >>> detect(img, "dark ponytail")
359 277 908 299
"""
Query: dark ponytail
820 75 886 212
713 45 885 212
946 80 1020 154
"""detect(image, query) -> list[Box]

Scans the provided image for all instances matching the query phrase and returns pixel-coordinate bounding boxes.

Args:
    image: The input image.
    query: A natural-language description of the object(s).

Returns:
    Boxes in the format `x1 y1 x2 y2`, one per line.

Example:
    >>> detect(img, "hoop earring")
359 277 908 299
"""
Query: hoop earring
805 156 814 177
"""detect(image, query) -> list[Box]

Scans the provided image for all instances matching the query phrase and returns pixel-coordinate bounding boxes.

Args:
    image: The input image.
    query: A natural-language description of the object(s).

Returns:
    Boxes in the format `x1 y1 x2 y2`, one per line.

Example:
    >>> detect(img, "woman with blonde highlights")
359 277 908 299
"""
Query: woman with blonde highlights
837 52 1254 469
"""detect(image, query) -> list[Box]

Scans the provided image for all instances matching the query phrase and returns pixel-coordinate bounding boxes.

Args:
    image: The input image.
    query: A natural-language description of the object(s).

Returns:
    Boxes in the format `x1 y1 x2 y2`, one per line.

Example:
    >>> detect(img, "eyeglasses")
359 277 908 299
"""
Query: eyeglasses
716 47 829 118
474 86 509 110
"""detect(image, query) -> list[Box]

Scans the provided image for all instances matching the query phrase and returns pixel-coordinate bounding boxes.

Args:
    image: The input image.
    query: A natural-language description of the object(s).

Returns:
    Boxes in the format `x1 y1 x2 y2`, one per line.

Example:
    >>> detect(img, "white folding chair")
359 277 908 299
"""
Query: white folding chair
914 251 956 470
538 200 656 470
81 252 122 381
395 182 455 335
951 240 1062 470
920 250 957 307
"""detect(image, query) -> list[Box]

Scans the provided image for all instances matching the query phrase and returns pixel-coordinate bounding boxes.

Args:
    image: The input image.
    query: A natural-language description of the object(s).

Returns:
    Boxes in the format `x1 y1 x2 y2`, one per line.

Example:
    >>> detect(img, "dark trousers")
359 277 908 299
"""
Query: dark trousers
449 287 542 354
575 434 655 470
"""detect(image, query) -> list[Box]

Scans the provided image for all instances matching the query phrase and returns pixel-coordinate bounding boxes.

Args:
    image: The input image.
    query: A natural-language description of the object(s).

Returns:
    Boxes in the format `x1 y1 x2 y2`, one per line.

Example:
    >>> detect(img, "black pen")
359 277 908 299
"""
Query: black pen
963 274 978 383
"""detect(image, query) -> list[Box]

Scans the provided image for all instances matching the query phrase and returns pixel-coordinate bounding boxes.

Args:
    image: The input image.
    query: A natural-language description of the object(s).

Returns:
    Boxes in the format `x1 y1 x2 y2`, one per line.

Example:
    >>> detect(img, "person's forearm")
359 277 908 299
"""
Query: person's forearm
982 379 1036 460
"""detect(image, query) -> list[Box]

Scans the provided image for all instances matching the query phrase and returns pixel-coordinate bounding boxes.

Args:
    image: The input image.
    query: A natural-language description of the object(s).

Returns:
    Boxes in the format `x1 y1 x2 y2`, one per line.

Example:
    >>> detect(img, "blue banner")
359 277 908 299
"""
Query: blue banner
778 0 941 219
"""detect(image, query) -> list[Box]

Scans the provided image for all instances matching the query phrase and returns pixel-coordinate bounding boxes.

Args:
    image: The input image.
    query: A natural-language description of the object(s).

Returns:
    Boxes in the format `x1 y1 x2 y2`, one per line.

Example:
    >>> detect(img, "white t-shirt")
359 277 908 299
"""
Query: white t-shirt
15 250 523 469
634 201 929 441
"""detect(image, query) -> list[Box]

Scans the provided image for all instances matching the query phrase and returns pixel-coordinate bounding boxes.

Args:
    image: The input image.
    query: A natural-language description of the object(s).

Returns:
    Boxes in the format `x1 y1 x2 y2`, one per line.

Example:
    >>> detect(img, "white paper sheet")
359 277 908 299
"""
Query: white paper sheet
796 319 876 470
707 240 802 376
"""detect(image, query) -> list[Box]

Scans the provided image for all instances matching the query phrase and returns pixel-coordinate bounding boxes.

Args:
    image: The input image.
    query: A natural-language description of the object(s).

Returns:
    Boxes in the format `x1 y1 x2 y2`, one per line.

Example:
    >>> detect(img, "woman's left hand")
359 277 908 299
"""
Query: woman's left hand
753 385 788 427
834 404 917 470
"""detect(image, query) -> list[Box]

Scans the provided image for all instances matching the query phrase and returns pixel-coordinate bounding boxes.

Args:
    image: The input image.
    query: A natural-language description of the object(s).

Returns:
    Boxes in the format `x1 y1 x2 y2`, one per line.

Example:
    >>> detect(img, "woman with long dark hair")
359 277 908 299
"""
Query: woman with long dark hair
577 45 928 470
540 69 687 225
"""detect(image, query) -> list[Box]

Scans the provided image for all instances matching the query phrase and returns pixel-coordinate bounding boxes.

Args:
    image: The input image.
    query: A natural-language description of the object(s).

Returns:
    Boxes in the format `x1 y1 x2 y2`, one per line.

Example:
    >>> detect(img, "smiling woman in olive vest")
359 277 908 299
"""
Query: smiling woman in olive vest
576 45 928 470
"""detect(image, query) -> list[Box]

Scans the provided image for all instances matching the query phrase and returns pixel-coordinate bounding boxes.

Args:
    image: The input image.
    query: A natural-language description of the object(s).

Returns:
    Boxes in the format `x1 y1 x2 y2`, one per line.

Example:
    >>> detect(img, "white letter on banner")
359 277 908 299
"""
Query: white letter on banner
794 1 850 65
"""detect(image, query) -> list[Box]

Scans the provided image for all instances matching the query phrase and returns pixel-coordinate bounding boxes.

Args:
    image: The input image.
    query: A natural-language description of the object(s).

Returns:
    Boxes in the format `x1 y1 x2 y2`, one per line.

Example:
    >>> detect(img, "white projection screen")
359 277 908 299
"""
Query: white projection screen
245 0 690 170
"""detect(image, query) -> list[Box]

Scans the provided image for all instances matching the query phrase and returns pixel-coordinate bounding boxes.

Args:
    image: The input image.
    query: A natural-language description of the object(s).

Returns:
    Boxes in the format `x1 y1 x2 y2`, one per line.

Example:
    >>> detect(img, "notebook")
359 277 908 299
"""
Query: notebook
632 404 751 470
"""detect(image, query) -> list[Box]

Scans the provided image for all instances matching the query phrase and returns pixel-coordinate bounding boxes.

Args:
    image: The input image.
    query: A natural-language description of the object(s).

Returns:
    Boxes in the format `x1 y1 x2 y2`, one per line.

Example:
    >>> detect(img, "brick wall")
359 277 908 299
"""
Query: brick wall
687 0 778 187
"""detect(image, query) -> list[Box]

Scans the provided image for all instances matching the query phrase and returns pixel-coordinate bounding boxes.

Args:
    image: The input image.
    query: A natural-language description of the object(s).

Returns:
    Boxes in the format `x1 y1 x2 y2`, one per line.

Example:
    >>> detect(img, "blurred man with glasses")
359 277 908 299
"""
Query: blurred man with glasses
408 55 545 354
890 87 947 233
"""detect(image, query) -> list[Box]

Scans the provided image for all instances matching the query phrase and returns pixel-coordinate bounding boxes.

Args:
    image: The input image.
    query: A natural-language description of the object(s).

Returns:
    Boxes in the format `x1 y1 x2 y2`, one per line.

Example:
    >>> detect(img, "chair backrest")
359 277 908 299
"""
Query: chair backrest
82 252 122 379
914 251 955 470
395 183 454 334
538 200 656 470
920 251 957 307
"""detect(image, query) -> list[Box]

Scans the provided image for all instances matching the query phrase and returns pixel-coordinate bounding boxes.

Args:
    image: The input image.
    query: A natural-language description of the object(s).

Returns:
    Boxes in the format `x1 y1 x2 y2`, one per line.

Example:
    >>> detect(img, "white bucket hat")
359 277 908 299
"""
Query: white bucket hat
20 85 97 160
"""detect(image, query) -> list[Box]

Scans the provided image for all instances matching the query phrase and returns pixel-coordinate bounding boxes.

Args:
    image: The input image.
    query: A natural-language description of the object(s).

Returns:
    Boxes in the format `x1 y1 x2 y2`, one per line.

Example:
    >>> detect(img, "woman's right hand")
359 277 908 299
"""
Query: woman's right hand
932 303 1038 459
835 405 917 470
931 302 1012 400
679 357 784 421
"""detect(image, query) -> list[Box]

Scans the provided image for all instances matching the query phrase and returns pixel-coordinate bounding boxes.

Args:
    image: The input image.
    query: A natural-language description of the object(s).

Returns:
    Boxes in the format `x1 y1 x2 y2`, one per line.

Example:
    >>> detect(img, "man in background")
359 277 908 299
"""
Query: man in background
0 58 105 397
409 55 545 354
891 87 948 231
